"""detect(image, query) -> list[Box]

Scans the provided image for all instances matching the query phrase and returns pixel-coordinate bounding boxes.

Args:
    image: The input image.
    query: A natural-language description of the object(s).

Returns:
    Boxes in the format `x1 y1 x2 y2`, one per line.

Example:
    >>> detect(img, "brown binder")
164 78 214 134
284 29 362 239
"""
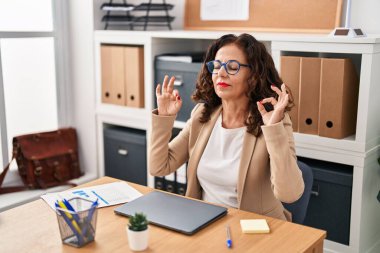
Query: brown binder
124 46 145 108
281 56 301 132
299 57 321 135
101 45 125 105
319 58 359 139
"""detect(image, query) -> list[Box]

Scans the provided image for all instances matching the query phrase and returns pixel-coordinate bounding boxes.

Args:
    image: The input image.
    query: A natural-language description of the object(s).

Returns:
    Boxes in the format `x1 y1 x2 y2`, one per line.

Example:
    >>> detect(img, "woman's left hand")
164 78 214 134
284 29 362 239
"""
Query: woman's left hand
257 83 289 125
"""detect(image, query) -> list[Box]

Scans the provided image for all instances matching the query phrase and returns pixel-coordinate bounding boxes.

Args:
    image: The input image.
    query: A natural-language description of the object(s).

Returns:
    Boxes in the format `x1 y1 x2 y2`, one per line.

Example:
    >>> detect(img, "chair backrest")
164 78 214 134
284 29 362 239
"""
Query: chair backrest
282 160 314 224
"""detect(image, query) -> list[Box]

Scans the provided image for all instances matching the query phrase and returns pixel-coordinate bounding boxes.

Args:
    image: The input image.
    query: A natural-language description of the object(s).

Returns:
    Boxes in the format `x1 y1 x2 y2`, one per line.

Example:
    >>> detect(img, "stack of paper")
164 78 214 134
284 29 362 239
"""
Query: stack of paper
240 219 270 234
41 181 143 211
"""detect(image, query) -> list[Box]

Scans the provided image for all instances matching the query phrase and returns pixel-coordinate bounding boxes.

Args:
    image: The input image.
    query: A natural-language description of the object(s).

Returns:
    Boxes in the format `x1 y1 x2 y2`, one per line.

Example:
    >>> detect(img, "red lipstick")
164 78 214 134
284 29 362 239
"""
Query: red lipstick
217 82 230 88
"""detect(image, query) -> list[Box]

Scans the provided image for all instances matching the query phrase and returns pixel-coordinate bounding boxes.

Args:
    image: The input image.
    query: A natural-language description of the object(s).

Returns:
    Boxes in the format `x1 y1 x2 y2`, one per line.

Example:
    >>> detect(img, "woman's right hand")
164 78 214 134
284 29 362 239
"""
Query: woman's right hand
156 75 182 116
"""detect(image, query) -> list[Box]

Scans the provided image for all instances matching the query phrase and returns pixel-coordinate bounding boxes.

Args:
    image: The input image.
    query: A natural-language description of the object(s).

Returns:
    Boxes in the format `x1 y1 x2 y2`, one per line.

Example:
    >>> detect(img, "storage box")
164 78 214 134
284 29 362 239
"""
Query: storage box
155 59 202 122
104 126 147 185
299 157 353 245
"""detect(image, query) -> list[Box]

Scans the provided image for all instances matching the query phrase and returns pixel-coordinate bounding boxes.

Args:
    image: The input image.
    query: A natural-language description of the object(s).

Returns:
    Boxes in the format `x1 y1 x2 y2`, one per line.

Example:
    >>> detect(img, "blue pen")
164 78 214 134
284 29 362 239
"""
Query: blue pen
55 202 84 245
82 199 99 239
226 225 232 248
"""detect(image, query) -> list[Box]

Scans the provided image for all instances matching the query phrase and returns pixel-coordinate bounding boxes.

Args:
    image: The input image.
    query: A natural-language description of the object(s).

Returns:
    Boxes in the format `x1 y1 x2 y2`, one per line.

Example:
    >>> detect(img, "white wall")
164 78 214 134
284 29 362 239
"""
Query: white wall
67 0 97 176
351 0 380 33
67 0 380 177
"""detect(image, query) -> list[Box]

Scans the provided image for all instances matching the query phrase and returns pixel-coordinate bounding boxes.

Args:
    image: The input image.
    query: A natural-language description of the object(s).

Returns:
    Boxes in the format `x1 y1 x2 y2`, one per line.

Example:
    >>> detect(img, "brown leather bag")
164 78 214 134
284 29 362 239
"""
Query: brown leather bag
0 128 82 194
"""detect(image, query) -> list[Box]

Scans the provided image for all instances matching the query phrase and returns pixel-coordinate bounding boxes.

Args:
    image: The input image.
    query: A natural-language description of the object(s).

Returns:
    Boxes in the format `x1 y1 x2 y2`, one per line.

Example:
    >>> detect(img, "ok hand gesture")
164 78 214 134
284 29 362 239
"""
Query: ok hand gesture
156 75 182 116
257 83 289 125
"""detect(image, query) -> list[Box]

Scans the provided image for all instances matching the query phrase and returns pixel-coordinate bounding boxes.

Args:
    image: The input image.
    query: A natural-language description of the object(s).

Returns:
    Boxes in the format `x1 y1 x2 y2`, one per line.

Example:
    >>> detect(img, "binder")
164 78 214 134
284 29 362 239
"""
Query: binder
319 58 359 139
164 172 176 193
124 46 144 108
176 164 187 196
101 45 125 105
281 56 301 132
154 176 165 190
298 57 321 135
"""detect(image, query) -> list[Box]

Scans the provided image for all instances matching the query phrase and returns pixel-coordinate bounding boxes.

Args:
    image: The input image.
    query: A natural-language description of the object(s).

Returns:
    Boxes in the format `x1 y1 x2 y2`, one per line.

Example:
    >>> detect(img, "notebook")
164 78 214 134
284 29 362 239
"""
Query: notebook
114 191 228 235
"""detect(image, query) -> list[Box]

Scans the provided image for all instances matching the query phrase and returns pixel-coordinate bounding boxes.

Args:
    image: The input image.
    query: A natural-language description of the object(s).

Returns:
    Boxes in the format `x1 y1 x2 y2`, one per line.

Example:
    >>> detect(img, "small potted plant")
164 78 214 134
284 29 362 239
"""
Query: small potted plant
126 212 149 251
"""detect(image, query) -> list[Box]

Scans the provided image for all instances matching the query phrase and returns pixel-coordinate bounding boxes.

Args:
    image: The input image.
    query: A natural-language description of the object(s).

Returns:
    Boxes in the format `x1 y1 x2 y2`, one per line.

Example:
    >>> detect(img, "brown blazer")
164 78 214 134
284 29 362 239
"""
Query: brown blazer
149 104 304 221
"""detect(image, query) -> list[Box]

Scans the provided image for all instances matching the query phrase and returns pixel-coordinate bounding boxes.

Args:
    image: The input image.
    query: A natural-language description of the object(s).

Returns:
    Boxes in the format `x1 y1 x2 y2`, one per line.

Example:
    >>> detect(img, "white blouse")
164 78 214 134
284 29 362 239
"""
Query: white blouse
197 113 246 208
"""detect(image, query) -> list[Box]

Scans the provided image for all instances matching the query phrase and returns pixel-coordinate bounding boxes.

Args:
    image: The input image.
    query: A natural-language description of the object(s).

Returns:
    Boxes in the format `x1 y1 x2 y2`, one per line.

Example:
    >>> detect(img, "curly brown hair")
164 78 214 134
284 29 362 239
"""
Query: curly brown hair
192 33 293 136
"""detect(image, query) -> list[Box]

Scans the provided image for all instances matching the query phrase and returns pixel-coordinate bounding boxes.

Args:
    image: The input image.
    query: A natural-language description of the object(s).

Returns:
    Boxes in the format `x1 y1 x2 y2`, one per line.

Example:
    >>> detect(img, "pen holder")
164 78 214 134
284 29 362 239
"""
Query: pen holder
55 197 98 248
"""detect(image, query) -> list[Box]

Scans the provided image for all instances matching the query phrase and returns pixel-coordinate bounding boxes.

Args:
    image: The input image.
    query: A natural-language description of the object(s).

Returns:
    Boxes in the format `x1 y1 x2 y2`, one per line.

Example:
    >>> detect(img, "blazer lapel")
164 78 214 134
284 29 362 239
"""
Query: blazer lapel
237 131 257 206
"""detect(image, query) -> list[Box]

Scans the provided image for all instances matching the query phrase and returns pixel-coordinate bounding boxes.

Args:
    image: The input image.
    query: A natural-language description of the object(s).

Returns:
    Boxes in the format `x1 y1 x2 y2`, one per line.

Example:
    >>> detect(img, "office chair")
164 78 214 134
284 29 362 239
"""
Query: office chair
283 160 314 224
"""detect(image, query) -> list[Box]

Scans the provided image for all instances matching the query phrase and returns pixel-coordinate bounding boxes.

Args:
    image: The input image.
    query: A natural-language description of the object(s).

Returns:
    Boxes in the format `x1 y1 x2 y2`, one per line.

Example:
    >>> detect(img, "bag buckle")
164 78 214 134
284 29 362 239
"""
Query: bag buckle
34 166 43 176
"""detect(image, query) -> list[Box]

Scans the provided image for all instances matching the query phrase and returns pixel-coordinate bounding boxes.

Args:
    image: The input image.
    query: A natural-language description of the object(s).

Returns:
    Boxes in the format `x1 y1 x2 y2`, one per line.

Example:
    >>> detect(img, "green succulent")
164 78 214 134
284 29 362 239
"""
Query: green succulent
128 212 148 232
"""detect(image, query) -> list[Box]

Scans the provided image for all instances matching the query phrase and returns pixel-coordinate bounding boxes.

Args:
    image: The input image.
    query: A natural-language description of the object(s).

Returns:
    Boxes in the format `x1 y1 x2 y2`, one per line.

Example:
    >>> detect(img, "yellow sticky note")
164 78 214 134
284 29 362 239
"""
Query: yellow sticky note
240 219 270 234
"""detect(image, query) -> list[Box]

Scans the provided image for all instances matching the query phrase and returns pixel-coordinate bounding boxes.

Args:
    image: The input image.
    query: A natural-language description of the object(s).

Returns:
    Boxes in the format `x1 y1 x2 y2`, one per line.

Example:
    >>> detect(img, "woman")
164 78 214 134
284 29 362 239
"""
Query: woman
149 33 304 221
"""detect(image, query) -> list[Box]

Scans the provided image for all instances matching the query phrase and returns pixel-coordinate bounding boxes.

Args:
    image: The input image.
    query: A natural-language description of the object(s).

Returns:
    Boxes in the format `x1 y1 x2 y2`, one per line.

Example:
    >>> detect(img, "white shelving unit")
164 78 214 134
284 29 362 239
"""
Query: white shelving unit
93 30 380 253
271 38 380 253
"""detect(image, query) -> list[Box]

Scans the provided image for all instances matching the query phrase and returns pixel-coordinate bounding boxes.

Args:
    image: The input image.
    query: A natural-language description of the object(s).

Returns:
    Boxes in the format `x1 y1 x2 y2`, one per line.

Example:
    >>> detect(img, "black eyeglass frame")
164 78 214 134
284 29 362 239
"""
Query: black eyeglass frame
206 60 250 75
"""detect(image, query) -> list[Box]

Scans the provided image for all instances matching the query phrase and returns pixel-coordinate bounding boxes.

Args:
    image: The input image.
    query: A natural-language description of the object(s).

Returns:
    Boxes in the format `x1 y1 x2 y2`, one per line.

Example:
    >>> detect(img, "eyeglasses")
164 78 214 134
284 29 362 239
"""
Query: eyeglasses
206 60 250 75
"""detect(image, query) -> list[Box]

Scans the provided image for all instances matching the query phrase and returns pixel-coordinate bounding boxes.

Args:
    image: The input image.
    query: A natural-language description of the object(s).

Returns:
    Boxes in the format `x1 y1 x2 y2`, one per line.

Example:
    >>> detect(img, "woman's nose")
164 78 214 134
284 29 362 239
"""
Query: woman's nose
217 65 228 77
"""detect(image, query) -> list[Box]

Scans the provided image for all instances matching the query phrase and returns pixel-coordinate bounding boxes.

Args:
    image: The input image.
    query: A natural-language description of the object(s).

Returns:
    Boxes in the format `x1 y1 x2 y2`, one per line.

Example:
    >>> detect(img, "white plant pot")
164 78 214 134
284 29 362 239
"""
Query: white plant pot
126 227 149 251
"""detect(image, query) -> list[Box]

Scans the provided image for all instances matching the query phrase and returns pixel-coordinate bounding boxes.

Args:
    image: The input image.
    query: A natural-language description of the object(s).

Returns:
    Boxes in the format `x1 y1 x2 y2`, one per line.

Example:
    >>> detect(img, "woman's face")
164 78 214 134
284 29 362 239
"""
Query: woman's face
212 43 251 103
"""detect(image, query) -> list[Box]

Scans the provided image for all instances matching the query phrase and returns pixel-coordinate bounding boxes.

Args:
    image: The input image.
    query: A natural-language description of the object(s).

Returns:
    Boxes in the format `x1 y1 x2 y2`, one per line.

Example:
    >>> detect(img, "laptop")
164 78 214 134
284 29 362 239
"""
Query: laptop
114 191 228 235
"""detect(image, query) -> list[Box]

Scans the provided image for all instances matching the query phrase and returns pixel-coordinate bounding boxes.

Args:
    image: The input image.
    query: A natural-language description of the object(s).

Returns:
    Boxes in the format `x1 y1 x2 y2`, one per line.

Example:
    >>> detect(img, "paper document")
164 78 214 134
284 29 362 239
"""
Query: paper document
156 56 193 63
41 181 143 211
201 0 249 21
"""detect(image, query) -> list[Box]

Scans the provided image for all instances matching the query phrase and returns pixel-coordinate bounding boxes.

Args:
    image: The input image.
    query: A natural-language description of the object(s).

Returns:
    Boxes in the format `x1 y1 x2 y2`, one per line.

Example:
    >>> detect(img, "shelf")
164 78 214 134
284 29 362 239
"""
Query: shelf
102 15 134 23
133 15 174 24
96 104 149 130
134 3 173 11
94 30 380 44
101 15 174 22
294 132 363 151
100 3 135 11
100 3 173 12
